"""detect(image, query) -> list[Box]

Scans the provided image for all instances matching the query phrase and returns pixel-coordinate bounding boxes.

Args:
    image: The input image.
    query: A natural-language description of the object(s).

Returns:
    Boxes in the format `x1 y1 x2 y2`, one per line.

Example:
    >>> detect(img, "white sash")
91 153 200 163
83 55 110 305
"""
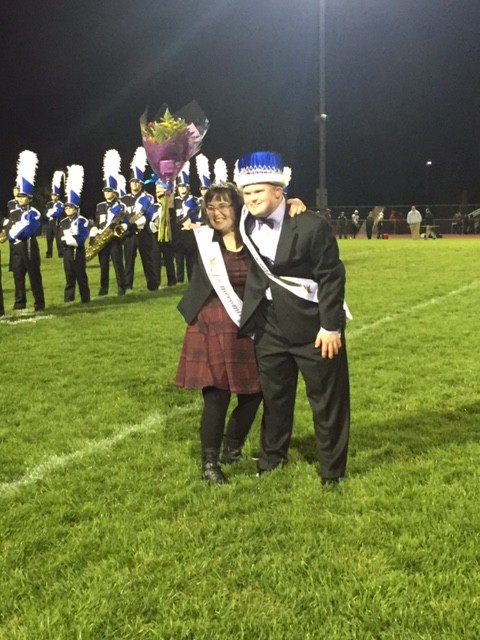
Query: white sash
194 226 243 327
240 208 353 320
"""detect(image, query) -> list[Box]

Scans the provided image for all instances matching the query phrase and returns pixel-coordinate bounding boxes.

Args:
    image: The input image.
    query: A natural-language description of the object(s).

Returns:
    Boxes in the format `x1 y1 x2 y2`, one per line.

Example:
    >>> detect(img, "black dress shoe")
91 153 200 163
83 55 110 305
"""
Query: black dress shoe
202 462 229 485
220 437 243 465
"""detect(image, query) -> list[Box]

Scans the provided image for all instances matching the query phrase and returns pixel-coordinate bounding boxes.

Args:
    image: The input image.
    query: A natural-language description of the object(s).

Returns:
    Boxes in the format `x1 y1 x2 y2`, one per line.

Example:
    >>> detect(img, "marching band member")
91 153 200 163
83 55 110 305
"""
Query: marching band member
173 161 199 283
121 147 157 291
4 185 20 272
44 170 65 258
150 181 177 287
89 149 127 296
59 165 90 303
4 150 45 312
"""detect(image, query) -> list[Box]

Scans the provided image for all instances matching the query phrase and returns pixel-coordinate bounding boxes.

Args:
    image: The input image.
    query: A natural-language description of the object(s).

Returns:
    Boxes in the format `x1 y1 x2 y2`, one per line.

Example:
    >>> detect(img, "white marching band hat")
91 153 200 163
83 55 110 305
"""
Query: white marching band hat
195 153 211 188
65 165 84 208
130 147 148 182
16 150 39 197
103 149 122 192
51 170 64 197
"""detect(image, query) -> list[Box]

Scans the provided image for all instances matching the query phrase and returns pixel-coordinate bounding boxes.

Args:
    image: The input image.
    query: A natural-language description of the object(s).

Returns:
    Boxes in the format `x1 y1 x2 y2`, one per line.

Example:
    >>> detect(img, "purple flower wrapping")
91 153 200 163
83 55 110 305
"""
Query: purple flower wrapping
140 102 209 186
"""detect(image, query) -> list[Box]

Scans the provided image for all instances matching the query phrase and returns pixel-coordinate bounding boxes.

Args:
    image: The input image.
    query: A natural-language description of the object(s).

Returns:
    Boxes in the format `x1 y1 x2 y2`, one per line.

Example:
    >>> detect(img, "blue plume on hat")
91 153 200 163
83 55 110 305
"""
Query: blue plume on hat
176 160 190 186
234 151 287 188
16 150 38 197
195 153 211 188
130 147 147 182
51 170 64 197
65 165 84 208
103 149 121 191
117 174 127 198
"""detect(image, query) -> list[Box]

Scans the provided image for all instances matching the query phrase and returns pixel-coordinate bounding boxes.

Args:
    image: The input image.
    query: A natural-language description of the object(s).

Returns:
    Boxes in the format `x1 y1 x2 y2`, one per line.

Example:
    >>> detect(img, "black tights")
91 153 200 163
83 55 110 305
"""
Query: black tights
200 387 262 451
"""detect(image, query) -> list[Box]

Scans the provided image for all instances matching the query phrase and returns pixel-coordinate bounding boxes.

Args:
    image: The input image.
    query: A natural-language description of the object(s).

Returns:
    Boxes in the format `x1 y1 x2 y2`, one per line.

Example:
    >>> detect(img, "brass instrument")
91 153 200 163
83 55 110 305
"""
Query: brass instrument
0 229 7 244
85 206 126 262
112 208 147 240
85 226 115 262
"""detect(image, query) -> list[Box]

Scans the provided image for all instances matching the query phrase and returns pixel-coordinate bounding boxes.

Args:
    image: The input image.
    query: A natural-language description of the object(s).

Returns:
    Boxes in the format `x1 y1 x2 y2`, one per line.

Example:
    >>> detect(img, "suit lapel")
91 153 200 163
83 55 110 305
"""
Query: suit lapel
273 205 297 269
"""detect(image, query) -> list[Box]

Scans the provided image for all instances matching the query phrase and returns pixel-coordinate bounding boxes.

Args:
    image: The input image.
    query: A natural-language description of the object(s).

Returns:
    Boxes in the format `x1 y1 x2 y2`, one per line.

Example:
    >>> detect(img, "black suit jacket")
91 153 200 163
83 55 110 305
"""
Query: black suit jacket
240 208 346 344
176 229 225 324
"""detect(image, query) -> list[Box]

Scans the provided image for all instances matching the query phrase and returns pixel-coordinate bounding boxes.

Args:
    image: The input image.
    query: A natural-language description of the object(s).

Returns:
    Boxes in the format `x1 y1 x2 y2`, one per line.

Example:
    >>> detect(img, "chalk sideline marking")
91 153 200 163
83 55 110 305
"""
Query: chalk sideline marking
0 402 199 497
0 314 55 326
347 280 479 339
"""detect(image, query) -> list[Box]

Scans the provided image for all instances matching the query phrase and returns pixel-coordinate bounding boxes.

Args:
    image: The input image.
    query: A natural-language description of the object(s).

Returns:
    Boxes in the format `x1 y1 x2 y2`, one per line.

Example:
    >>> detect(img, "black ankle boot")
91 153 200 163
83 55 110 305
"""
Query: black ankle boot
201 449 229 485
220 437 243 464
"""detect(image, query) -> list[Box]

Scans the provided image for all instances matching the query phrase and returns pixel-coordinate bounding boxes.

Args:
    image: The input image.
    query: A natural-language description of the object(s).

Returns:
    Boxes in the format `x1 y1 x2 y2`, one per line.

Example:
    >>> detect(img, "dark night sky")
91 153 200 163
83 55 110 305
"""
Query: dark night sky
1 0 480 215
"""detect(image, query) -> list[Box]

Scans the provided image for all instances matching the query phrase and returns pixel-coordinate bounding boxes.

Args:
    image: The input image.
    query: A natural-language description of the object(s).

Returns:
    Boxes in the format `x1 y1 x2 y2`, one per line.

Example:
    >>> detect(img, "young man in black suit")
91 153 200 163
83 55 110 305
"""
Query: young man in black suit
237 151 350 485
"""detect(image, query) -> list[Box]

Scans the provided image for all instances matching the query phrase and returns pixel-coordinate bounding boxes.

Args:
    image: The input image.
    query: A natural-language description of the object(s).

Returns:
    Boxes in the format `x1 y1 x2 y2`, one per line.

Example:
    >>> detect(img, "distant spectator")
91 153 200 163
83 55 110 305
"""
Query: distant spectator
365 211 374 239
424 208 436 239
451 210 463 234
337 211 348 239
350 209 360 239
374 210 384 239
407 205 422 239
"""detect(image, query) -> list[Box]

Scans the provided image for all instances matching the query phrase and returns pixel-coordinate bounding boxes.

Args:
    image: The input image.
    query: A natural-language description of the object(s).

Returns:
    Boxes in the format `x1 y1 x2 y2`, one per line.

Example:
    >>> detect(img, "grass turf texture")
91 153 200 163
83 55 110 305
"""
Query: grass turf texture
0 238 479 639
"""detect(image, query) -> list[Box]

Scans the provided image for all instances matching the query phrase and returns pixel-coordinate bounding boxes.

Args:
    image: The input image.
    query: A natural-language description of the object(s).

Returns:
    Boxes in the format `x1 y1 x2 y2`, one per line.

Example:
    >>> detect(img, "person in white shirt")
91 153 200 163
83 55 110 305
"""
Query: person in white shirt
407 205 422 239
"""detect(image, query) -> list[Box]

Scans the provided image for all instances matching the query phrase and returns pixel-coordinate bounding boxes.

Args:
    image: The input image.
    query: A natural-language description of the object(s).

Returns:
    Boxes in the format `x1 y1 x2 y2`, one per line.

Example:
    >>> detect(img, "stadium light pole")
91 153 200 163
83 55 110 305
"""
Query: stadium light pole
316 0 328 212
425 160 433 205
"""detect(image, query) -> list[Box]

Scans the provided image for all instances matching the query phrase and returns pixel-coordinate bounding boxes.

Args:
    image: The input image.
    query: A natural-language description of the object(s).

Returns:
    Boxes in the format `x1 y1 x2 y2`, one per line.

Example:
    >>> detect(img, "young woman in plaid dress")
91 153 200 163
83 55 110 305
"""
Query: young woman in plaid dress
175 184 261 484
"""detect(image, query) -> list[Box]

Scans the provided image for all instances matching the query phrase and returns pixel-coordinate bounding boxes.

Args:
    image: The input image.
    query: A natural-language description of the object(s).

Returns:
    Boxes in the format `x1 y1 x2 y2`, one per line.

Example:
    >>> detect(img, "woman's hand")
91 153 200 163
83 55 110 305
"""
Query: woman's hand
287 198 307 216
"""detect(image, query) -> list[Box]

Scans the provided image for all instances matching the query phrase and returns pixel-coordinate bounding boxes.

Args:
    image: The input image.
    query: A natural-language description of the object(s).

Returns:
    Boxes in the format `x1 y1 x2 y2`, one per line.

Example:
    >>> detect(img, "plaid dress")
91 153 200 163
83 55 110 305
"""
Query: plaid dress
174 249 261 394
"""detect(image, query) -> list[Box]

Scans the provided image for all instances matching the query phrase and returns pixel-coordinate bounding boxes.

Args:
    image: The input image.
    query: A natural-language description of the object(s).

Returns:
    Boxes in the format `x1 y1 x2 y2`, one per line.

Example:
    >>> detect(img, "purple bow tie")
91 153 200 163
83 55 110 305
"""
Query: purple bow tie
257 217 274 229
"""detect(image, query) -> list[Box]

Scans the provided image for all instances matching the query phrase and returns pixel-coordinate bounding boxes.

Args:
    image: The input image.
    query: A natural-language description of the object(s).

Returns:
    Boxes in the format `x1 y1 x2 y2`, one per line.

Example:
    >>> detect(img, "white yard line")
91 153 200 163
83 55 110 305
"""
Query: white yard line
0 402 199 497
347 280 479 339
0 314 55 325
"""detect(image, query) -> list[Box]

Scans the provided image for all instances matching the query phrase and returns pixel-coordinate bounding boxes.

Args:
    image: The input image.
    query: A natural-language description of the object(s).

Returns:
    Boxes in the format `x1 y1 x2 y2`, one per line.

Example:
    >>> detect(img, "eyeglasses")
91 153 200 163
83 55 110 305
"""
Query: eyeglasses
206 203 232 214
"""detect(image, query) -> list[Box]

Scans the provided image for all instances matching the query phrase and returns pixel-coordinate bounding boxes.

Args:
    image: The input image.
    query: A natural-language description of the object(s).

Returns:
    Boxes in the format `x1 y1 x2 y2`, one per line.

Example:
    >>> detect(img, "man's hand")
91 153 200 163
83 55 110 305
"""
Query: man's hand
287 198 307 216
314 330 342 359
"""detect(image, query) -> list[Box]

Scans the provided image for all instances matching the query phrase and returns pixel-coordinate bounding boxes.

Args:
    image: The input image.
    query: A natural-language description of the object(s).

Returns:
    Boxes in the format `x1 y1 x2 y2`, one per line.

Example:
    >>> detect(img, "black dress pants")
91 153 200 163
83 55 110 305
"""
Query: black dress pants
11 239 45 310
254 303 350 480
98 238 126 295
63 246 90 302
46 220 63 258
138 227 159 290
156 241 176 286
122 232 138 289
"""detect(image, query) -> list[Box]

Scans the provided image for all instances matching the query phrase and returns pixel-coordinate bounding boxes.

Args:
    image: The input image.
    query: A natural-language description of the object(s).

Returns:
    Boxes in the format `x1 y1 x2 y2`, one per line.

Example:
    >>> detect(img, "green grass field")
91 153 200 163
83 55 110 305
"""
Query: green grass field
1 237 479 639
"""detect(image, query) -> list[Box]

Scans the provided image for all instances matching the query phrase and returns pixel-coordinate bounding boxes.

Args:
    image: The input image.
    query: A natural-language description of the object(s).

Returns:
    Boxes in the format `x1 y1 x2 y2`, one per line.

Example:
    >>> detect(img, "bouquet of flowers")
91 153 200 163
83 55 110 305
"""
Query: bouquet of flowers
140 101 209 188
